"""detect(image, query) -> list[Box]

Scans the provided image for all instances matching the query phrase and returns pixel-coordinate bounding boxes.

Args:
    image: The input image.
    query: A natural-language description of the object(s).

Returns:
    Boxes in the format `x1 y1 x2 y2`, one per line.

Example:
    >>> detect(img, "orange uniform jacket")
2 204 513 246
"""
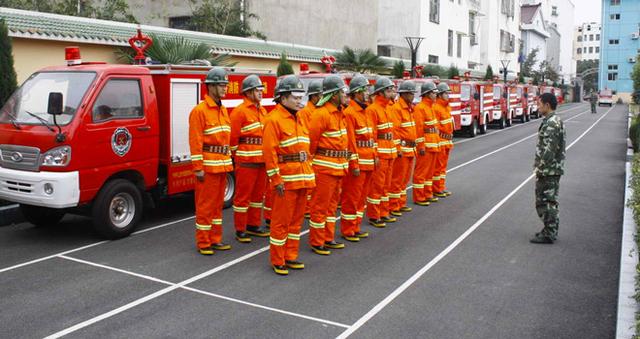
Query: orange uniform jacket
263 104 315 190
189 95 233 173
389 97 417 157
366 96 397 160
229 98 268 163
414 97 440 153
344 100 377 172
297 101 316 130
433 97 454 149
309 102 349 177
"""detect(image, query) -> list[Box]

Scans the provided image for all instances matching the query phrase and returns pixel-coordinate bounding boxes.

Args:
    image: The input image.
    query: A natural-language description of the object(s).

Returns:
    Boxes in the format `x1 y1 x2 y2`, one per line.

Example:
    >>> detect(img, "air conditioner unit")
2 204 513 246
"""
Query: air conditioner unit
632 33 639 40
629 57 637 63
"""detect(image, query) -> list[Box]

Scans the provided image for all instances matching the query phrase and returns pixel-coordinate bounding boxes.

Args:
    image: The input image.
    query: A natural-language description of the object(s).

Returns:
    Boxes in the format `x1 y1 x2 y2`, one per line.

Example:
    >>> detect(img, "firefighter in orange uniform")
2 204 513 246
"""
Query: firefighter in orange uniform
263 75 315 275
388 81 417 216
229 75 270 243
433 82 454 198
297 79 323 217
366 77 398 228
340 75 375 242
308 75 350 255
412 81 440 205
189 67 234 255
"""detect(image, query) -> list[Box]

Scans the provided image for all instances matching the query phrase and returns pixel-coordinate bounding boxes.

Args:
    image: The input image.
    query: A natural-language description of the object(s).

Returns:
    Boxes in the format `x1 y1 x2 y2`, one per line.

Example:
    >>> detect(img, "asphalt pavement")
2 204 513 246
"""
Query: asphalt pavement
0 102 626 338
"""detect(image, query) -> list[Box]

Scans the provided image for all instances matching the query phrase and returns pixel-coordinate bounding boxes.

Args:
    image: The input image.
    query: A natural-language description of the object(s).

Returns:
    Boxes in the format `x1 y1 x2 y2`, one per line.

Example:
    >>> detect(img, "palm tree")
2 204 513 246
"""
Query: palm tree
116 34 236 66
334 46 387 73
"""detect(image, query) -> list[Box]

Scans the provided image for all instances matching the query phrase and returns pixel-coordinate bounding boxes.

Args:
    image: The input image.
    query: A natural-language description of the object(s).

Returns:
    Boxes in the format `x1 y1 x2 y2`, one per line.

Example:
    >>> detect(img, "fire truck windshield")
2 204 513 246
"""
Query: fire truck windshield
460 85 471 101
0 71 95 126
493 86 501 100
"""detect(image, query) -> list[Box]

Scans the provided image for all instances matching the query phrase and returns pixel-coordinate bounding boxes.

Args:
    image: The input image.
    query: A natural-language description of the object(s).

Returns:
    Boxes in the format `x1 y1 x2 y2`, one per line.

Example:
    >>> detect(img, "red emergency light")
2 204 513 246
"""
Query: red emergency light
403 70 410 79
65 46 82 66
299 63 310 75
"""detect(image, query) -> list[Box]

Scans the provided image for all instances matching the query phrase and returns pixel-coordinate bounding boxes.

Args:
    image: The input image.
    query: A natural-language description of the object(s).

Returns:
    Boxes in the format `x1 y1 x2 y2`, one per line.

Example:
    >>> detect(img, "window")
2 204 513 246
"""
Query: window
609 39 620 44
428 55 439 64
608 64 618 70
500 30 515 52
493 86 502 100
610 13 620 20
611 0 620 5
596 34 600 40
92 79 143 122
577 48 582 54
584 35 588 41
608 73 618 81
551 6 558 16
448 30 454 56
460 85 471 101
168 16 192 30
589 34 594 41
457 33 463 58
469 12 477 45
501 0 515 17
577 36 583 42
596 47 600 53
429 0 439 23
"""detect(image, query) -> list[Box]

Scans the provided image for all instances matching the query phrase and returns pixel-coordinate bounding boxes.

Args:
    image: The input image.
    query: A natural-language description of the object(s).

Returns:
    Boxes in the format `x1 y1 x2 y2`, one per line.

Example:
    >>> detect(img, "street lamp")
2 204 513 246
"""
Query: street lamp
500 59 510 83
405 37 425 78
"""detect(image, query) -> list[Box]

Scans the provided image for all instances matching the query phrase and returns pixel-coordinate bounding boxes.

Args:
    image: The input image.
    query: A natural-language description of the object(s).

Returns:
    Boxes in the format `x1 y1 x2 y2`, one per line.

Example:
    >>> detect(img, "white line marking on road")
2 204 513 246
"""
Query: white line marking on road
0 216 195 274
336 105 616 338
57 253 349 329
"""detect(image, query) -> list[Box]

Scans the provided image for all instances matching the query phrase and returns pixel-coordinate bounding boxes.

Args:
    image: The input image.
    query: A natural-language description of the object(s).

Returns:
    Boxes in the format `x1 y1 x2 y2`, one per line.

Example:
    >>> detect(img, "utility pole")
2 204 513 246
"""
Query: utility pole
500 59 510 83
405 37 424 78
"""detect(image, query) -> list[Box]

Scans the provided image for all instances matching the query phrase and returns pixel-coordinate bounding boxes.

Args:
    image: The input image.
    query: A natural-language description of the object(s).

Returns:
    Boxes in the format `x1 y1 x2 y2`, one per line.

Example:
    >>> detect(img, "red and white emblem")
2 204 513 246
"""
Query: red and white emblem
111 127 132 157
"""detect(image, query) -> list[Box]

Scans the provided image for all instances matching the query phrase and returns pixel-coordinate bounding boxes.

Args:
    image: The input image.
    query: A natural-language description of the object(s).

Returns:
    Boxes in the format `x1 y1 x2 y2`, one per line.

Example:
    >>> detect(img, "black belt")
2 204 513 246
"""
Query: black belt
424 127 438 134
316 148 349 158
278 151 308 163
377 132 393 140
239 137 262 145
203 144 230 155
356 139 375 148
439 132 453 140
238 163 265 168
400 140 417 148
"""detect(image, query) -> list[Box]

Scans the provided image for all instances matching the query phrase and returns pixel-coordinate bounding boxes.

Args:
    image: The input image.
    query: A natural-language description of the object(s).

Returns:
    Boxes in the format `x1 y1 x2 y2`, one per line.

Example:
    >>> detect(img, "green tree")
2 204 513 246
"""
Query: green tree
391 60 406 79
334 46 387 73
277 53 294 77
422 64 448 78
521 48 539 78
576 59 599 94
116 34 235 66
0 19 17 107
484 65 494 80
447 65 460 79
188 0 266 39
533 60 559 84
631 56 640 104
0 0 137 22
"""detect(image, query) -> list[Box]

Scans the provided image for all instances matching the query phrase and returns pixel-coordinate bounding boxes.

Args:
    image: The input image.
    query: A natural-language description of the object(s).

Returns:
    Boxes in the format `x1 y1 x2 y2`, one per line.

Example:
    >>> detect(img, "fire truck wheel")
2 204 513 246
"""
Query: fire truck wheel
468 119 478 137
20 204 65 227
92 179 143 239
498 116 506 129
224 172 235 209
521 113 527 123
479 119 487 134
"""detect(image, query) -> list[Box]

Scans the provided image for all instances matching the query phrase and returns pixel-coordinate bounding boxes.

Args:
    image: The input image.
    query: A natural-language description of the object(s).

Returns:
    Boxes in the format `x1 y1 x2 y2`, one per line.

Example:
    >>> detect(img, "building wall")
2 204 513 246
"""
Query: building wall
574 22 601 61
599 0 640 96
377 0 421 60
546 25 561 71
521 30 548 68
480 0 520 79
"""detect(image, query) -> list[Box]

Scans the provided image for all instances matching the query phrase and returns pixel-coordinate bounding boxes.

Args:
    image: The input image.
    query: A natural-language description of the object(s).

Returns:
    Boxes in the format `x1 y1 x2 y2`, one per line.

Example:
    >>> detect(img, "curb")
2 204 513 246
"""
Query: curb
616 110 638 338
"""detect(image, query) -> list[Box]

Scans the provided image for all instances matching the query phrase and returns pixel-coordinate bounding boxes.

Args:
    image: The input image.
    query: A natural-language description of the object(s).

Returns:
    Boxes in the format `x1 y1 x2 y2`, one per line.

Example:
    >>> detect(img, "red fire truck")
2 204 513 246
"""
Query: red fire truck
490 83 513 129
509 84 526 123
0 47 276 238
446 80 494 137
525 84 540 118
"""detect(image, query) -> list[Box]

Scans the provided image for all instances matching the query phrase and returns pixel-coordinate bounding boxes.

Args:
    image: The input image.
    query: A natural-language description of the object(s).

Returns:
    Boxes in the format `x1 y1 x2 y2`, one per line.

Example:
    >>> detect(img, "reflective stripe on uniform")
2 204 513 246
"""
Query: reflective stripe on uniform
389 192 402 199
204 126 231 135
196 223 211 230
342 213 358 221
377 122 393 129
241 121 262 133
203 159 233 167
270 236 287 246
312 159 349 170
191 154 203 161
211 219 223 225
349 153 359 161
279 136 310 147
381 195 389 202
309 220 326 229
400 121 416 128
288 233 301 241
440 118 454 124
413 183 425 189
401 147 415 153
249 202 263 208
367 197 381 204
415 137 425 143
425 120 438 126
358 158 375 165
233 205 249 213
355 127 373 134
356 211 364 218
281 173 315 182
326 216 337 223
322 129 347 138
377 147 397 154
235 150 263 157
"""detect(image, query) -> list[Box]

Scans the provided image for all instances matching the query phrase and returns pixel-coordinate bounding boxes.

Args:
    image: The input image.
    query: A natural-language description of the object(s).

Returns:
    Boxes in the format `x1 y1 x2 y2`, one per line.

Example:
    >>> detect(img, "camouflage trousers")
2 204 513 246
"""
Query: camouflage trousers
535 175 561 239
591 103 597 113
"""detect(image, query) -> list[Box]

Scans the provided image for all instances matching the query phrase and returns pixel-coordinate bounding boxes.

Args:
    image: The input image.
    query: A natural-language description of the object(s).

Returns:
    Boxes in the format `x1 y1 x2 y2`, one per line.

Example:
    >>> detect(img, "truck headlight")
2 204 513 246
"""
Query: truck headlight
41 146 71 167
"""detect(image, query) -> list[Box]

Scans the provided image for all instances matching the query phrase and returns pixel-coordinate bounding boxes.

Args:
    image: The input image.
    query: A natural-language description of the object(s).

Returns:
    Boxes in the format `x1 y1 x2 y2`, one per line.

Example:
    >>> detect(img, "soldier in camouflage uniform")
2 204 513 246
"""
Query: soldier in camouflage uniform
531 93 566 244
590 90 598 114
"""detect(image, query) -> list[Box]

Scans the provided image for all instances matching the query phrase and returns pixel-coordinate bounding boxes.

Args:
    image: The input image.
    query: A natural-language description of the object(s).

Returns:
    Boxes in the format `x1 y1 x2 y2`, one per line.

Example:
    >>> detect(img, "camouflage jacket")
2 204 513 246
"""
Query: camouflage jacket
534 112 566 176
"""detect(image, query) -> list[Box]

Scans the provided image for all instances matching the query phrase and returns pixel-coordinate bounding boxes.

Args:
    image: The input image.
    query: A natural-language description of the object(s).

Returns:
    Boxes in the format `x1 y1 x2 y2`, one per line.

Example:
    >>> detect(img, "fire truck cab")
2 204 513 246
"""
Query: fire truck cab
490 83 513 129
0 47 276 238
525 84 540 118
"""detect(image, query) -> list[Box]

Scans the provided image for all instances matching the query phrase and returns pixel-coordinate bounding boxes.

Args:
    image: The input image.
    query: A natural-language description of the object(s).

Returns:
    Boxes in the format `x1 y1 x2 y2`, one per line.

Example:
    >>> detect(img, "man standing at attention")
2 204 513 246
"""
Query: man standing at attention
530 92 566 244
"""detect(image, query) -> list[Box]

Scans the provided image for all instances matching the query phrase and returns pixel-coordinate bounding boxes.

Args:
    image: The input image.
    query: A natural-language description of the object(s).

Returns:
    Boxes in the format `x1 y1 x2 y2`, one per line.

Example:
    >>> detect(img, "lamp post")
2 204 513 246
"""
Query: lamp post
405 37 425 78
500 59 510 83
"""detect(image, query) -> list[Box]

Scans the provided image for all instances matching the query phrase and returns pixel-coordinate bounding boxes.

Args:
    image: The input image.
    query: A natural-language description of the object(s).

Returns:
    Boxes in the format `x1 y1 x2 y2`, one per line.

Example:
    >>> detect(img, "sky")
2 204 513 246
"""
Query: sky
573 0 602 24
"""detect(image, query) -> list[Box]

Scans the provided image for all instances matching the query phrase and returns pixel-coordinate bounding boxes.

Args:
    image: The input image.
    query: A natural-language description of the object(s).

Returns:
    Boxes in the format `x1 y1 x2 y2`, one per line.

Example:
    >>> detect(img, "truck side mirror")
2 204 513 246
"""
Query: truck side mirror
47 92 63 115
473 93 480 100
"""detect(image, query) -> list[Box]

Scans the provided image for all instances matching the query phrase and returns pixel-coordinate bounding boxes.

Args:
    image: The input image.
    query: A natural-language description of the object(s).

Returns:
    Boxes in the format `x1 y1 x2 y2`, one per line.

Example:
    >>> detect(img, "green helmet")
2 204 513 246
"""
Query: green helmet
307 80 323 96
437 82 451 93
322 75 347 95
242 74 264 92
275 75 305 96
397 80 416 93
420 81 438 96
204 67 229 84
348 75 369 94
373 76 394 93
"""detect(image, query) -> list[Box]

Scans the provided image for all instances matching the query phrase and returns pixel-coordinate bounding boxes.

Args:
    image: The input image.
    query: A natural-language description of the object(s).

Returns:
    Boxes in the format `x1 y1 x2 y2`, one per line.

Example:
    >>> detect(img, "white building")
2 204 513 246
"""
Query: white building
377 0 520 79
520 3 549 69
574 22 601 61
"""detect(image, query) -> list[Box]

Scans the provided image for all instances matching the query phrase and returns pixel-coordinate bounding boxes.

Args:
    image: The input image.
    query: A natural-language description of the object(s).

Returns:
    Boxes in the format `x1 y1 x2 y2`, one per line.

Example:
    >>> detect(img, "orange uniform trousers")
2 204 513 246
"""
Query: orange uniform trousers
340 169 373 237
195 173 226 249
433 148 451 193
367 158 394 220
389 156 413 211
412 152 438 202
263 177 273 223
233 165 266 232
309 172 342 247
269 189 306 266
